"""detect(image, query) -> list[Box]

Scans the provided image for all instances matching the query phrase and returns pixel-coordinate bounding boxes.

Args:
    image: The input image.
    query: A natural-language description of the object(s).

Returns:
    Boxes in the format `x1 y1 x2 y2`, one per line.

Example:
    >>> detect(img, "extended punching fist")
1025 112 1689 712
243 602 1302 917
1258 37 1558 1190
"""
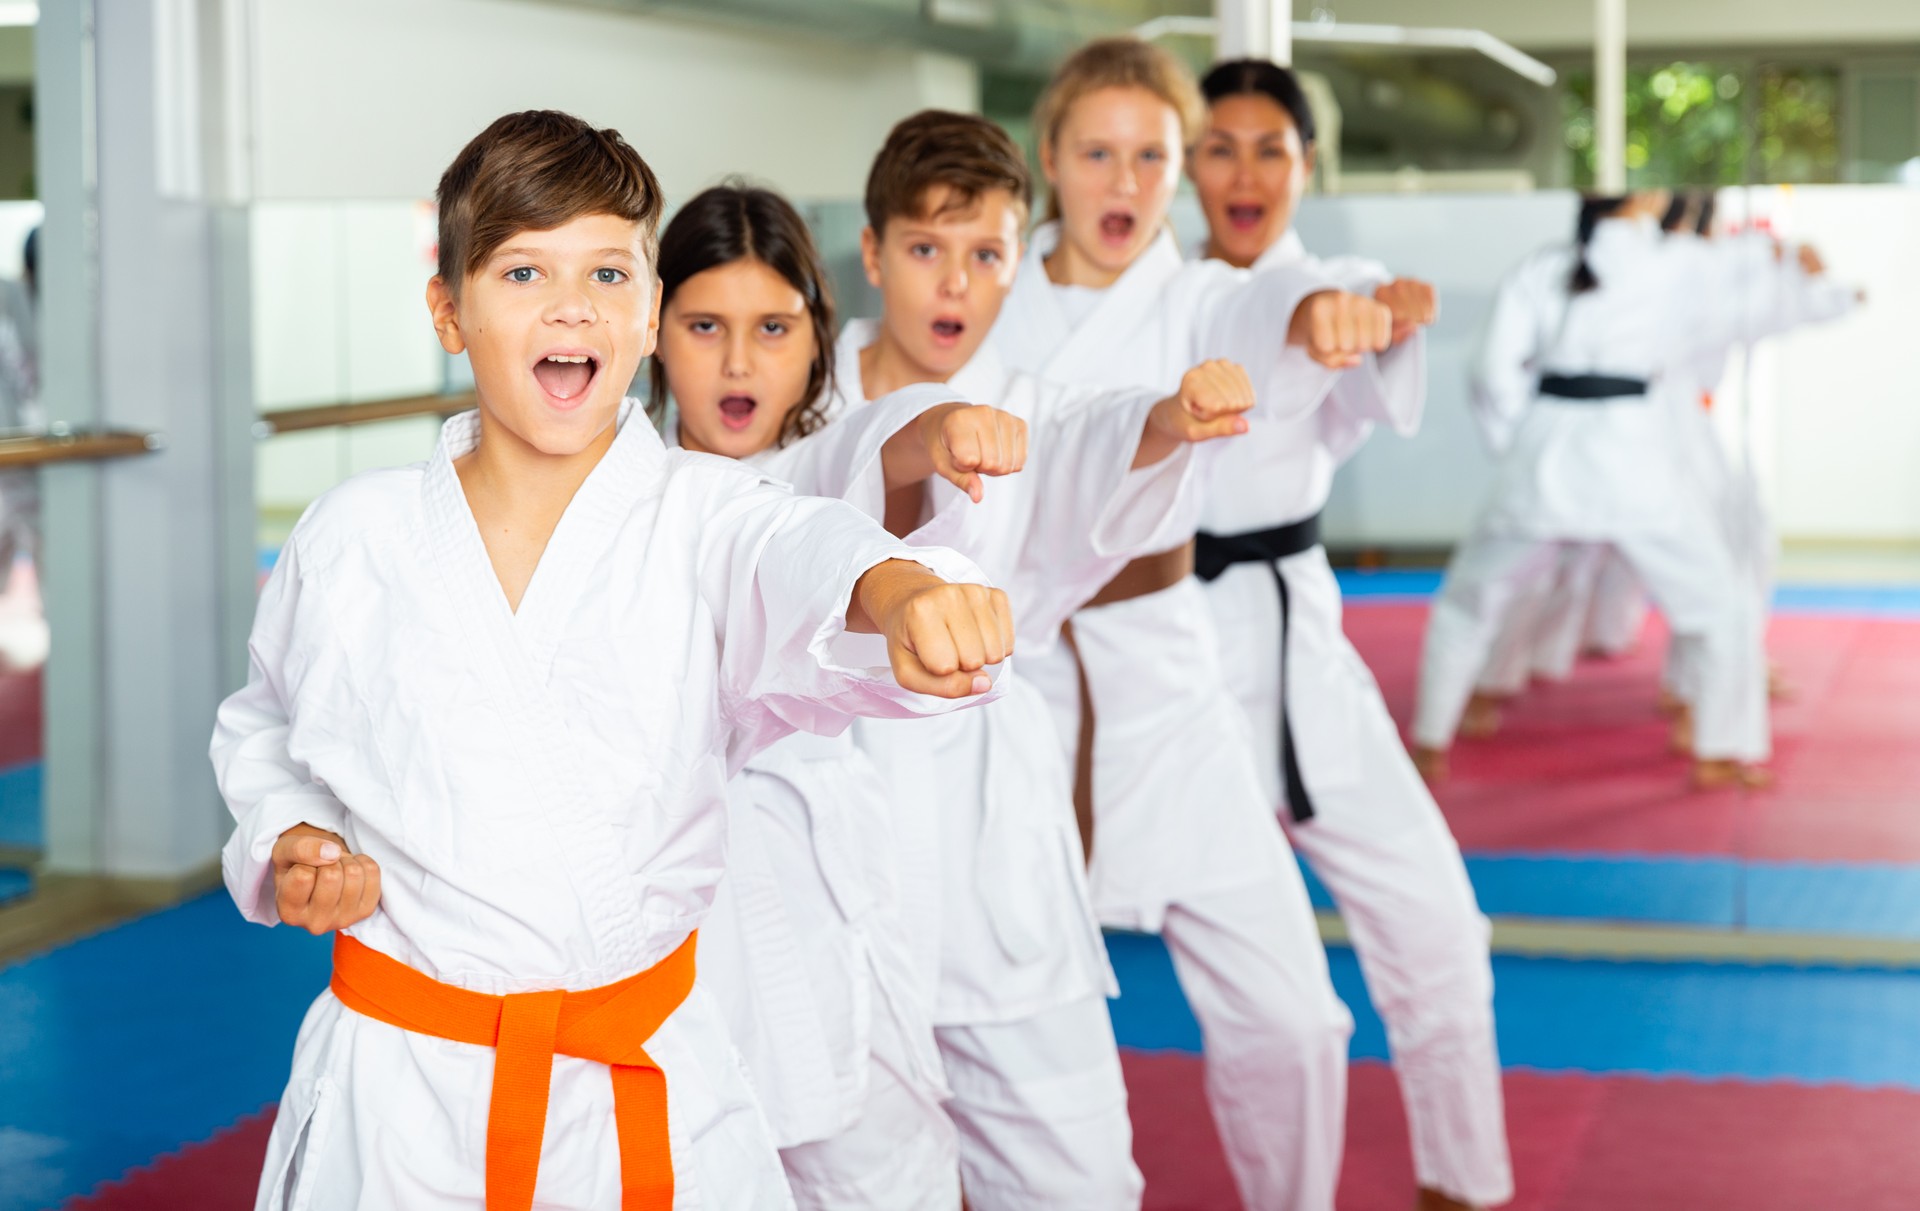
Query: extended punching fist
852 560 1014 700
918 403 1029 503
1374 277 1439 344
1132 359 1257 468
1288 289 1395 369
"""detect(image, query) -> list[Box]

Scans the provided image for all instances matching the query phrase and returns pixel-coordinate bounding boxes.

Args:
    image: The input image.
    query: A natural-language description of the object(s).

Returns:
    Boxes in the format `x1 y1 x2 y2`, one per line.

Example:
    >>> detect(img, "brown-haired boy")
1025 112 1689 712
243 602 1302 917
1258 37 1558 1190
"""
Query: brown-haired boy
823 109 1268 1211
211 109 1015 1211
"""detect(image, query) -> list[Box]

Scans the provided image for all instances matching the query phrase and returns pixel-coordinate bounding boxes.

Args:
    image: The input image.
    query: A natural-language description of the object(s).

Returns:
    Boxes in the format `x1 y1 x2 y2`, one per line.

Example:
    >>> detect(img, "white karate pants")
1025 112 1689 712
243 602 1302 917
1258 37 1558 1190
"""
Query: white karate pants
780 1011 961 1211
1279 753 1512 1207
1160 877 1357 1211
1416 519 1769 761
935 994 1142 1211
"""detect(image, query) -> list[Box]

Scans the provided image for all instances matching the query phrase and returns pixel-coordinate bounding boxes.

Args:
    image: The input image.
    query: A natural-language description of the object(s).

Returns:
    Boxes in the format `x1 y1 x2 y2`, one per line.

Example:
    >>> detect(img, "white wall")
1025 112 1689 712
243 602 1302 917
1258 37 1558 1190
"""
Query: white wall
245 0 979 204
1719 185 1920 542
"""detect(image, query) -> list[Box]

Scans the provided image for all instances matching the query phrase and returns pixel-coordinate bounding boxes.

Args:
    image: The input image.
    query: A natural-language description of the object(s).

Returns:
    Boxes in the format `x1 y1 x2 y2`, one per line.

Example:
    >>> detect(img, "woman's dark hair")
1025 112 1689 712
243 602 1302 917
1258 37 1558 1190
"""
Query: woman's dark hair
647 182 836 448
1571 194 1630 293
1660 192 1693 234
1198 58 1317 147
1694 191 1716 237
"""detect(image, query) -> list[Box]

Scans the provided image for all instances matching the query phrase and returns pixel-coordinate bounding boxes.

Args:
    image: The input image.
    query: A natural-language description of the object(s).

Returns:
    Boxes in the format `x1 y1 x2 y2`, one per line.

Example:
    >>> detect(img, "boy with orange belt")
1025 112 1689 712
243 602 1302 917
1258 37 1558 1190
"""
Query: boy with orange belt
212 110 1011 1211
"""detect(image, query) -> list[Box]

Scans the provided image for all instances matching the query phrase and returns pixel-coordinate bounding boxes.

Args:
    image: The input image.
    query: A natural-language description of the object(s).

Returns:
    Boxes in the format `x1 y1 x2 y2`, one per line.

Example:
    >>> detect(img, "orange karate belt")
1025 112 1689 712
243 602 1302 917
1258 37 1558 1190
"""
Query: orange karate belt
329 931 697 1211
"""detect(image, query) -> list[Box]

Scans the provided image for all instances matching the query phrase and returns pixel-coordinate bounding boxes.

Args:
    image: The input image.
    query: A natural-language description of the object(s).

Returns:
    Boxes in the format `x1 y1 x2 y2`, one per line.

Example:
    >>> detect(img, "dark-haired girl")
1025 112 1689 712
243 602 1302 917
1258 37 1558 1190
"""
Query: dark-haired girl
1187 57 1510 1211
1413 189 1795 788
649 182 1031 1211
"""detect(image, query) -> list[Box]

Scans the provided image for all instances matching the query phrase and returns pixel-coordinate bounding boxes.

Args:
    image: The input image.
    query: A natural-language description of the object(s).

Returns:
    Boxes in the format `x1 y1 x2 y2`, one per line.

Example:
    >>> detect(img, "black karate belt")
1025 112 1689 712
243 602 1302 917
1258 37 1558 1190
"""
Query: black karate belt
1193 512 1323 823
1538 373 1649 400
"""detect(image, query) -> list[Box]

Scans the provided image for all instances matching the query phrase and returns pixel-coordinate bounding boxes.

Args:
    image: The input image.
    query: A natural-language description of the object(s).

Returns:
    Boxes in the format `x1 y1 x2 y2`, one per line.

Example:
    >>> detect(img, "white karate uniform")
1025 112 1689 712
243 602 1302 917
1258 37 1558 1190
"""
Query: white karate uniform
831 320 1202 1211
1415 219 1790 762
678 385 967 1211
1188 231 1512 1206
213 403 997 1211
989 225 1357 1211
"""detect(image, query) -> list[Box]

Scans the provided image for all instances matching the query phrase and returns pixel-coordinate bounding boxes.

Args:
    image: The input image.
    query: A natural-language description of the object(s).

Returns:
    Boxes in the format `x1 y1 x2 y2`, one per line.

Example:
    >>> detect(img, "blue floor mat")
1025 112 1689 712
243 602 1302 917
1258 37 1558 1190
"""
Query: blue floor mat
0 761 41 852
1331 568 1920 618
1107 932 1920 1089
0 893 329 1211
1301 853 1920 937
0 868 27 908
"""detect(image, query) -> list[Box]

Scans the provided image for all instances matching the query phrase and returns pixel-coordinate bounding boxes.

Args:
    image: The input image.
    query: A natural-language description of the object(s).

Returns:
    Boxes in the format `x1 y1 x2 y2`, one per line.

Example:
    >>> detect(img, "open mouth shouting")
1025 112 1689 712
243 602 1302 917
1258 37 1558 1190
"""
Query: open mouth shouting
1225 202 1267 233
531 349 602 408
717 393 759 431
930 315 967 349
1098 209 1138 247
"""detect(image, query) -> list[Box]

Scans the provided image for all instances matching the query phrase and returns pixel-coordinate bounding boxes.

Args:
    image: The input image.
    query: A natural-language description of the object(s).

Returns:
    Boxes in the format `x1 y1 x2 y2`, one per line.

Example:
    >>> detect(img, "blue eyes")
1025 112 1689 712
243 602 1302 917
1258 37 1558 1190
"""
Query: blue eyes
503 266 628 284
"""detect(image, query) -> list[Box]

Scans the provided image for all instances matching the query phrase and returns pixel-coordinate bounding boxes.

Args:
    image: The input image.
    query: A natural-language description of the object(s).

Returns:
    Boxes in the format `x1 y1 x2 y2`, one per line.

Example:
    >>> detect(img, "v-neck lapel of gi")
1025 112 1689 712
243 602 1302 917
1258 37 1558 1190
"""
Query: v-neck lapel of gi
1027 222 1186 379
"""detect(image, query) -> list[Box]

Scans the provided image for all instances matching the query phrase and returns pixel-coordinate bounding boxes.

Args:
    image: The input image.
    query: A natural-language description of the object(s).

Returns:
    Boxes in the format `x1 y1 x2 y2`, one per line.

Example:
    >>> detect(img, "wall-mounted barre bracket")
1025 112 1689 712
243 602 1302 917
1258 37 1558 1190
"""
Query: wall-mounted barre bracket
1132 16 1558 88
0 427 165 469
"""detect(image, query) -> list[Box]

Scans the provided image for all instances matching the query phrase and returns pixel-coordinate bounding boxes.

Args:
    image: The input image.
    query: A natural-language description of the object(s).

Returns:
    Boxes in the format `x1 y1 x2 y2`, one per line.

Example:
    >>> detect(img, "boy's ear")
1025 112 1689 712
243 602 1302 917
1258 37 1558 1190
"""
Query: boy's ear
426 276 465 355
638 279 663 360
860 226 883 290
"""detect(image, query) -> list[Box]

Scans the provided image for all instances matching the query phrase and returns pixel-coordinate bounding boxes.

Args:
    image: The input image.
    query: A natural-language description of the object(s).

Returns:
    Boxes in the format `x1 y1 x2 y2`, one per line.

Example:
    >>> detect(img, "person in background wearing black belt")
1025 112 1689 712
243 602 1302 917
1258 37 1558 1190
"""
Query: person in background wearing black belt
1189 58 1511 1211
1413 190 1797 789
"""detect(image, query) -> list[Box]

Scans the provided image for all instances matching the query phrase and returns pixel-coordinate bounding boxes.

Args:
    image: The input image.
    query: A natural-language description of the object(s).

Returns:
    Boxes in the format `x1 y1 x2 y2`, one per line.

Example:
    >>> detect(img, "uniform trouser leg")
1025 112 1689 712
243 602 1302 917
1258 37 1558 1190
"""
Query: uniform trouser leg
1283 702 1512 1207
1611 523 1769 762
780 1009 962 1211
935 995 1142 1211
1158 875 1355 1211
1415 534 1565 750
1530 545 1606 679
1581 548 1652 658
1475 565 1552 697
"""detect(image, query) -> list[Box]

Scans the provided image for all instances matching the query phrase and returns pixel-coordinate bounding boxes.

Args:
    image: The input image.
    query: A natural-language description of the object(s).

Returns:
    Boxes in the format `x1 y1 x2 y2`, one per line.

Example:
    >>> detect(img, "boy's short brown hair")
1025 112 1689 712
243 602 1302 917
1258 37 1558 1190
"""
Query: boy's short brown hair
435 110 664 291
863 110 1032 235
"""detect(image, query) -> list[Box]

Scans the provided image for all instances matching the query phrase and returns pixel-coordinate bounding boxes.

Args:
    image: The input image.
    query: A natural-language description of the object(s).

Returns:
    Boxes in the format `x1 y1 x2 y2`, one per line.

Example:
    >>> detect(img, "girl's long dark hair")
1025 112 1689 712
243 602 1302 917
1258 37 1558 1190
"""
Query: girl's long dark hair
647 181 837 447
1571 194 1630 293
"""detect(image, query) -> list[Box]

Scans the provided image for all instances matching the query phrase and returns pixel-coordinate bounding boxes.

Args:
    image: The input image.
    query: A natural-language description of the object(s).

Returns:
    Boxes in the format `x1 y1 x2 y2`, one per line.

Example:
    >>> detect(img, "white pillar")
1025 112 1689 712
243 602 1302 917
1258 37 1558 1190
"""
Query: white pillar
36 0 105 873
1215 0 1292 66
1594 0 1627 192
37 0 258 879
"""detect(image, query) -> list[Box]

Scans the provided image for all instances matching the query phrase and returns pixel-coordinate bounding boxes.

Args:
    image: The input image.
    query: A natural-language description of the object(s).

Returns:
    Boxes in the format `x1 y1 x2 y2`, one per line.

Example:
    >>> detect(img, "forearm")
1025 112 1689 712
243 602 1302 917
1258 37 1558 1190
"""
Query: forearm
848 558 946 633
880 418 938 494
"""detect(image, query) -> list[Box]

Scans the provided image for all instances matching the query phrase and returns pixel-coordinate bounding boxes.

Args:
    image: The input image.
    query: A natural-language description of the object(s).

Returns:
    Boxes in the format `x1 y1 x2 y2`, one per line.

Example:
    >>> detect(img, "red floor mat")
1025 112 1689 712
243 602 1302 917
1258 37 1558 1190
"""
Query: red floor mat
68 1061 1920 1210
1344 606 1920 861
1126 1053 1920 1211
63 1108 275 1211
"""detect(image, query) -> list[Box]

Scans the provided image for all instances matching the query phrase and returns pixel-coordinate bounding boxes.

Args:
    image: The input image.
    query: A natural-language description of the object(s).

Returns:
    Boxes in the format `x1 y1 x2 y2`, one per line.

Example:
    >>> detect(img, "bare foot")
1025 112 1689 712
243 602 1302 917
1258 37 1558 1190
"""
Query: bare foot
1459 692 1505 739
1413 745 1450 783
1693 759 1774 790
1768 664 1796 701
1417 1188 1486 1211
1668 706 1695 756
1657 687 1687 717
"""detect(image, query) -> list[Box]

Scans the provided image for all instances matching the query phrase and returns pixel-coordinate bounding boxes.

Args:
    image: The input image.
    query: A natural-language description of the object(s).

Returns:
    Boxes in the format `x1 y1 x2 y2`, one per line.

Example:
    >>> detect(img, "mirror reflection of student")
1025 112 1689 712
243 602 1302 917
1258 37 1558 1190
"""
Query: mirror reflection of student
0 227 44 672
